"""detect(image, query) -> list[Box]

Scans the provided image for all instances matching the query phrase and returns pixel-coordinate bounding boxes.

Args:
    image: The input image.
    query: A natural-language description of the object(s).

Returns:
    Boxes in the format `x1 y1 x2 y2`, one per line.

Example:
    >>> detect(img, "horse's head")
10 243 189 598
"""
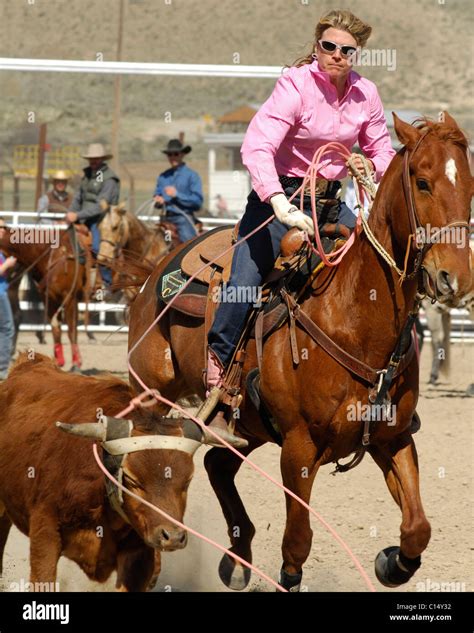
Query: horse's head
97 201 129 264
393 112 472 306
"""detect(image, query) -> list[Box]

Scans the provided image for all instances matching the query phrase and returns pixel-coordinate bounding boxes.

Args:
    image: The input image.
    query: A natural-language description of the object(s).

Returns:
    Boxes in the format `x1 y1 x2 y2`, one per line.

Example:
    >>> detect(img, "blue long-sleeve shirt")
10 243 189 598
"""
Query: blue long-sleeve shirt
154 163 203 214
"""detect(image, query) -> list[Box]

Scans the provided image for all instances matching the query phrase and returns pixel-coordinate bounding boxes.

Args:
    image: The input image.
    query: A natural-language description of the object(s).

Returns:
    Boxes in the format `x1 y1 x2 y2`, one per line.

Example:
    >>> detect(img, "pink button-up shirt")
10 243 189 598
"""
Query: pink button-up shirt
241 59 396 202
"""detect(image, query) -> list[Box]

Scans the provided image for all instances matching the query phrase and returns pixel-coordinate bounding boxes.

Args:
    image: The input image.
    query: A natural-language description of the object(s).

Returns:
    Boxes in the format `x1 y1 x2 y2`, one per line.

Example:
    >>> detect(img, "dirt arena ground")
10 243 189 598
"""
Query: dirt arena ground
1 331 472 594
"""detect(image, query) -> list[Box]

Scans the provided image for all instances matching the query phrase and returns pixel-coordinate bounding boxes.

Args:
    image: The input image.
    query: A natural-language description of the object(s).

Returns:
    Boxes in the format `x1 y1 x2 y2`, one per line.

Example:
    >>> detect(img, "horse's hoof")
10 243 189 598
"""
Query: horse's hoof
218 554 250 591
375 546 421 588
69 365 82 374
279 567 302 592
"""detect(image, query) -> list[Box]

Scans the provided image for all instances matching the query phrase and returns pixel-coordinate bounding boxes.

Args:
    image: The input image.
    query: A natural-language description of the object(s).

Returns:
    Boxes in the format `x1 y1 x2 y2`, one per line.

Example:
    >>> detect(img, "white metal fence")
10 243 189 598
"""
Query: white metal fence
2 210 234 333
2 210 473 340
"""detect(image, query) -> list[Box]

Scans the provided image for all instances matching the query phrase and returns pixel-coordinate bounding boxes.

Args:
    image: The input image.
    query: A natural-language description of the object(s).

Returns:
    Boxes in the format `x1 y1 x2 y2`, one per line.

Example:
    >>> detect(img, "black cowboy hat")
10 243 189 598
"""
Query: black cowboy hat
162 139 192 155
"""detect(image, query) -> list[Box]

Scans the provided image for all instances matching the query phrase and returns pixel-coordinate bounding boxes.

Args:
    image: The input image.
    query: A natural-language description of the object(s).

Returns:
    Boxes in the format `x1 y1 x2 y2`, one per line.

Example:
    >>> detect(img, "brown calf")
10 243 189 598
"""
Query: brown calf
0 354 201 591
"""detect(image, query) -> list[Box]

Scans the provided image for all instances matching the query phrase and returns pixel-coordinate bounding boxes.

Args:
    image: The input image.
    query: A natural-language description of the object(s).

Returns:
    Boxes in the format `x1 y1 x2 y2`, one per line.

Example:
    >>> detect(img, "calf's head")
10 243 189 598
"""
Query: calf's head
57 411 201 552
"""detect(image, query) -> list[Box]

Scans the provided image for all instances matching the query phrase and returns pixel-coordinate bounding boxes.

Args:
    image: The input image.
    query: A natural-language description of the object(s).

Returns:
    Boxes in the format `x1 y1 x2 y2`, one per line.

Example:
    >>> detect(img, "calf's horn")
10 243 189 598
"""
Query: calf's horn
182 418 204 442
56 421 106 440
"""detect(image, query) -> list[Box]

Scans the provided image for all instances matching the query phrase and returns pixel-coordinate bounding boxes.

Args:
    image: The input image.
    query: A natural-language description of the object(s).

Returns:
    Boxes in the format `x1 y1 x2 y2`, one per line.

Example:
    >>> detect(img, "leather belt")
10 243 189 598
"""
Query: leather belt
279 175 341 198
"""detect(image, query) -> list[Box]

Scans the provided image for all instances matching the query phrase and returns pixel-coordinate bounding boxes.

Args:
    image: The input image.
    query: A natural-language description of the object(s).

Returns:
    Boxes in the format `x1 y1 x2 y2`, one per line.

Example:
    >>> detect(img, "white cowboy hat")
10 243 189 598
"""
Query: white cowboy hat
81 143 113 160
51 170 70 181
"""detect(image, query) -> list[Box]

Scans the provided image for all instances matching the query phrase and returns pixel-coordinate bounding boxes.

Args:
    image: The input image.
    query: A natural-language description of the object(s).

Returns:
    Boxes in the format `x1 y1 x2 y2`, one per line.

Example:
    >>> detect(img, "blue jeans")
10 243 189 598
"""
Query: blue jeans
88 221 112 287
0 293 14 379
166 210 198 243
208 189 356 367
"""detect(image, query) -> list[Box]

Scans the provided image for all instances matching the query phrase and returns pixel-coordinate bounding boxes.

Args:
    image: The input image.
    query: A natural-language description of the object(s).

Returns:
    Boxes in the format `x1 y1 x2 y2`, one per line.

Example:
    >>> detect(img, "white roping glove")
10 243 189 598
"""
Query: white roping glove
270 193 315 236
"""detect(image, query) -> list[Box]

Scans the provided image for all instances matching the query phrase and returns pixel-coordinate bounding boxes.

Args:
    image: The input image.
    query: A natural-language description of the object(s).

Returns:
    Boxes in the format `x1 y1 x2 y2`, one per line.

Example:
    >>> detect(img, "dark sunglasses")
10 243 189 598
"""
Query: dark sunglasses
318 39 357 58
167 152 181 157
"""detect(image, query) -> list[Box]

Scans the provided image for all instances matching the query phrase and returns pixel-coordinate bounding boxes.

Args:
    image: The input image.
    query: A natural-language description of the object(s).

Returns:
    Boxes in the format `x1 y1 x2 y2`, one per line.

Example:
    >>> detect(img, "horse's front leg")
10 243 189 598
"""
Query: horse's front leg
47 299 64 367
64 298 81 371
280 427 319 592
204 439 263 591
369 432 431 587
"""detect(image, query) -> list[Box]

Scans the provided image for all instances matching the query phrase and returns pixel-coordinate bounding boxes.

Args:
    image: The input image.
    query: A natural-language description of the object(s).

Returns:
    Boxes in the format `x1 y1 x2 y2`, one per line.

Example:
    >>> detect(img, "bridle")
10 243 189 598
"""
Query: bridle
99 209 128 261
399 129 470 284
357 129 470 289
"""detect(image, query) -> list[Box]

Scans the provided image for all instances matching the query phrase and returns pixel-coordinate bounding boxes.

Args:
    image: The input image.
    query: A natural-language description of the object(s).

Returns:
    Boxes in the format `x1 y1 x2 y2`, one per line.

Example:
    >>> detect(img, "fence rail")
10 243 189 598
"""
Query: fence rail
3 211 473 341
0 210 234 227
0 58 283 78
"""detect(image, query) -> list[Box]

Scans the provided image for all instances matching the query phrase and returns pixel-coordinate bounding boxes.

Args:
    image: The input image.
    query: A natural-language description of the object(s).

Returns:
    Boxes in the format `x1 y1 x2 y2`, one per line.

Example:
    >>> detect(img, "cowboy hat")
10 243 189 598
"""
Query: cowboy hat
161 139 192 155
81 143 113 160
51 170 70 181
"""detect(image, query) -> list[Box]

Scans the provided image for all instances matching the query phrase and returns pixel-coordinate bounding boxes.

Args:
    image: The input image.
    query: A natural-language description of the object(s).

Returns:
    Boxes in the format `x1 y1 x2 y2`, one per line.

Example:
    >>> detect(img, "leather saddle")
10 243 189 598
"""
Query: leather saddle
60 224 91 265
70 225 102 294
180 227 235 285
157 224 339 342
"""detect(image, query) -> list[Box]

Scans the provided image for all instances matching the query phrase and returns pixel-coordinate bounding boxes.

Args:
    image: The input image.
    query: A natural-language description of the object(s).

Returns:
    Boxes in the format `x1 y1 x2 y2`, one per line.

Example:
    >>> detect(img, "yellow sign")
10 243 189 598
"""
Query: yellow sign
13 145 82 178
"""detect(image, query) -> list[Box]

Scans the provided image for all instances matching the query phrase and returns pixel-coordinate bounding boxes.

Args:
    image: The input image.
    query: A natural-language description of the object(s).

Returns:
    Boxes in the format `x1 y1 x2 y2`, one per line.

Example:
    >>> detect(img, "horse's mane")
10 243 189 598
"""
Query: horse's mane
126 210 158 239
109 254 154 292
412 117 469 151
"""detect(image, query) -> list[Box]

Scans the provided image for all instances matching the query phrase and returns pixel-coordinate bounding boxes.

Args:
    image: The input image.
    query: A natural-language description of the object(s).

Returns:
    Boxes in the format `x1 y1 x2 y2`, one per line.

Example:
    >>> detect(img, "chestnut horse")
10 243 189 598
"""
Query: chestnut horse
0 226 87 370
126 114 472 590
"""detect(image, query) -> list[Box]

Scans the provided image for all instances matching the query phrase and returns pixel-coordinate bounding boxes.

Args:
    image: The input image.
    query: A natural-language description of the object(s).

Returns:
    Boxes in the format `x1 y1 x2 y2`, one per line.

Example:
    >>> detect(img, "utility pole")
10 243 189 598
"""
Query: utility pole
111 0 125 172
34 123 47 211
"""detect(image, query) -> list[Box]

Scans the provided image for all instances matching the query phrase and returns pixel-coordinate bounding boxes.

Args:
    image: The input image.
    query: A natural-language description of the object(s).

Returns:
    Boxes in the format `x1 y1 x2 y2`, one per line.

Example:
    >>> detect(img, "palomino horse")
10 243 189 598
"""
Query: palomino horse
97 204 170 303
126 114 472 590
0 226 87 370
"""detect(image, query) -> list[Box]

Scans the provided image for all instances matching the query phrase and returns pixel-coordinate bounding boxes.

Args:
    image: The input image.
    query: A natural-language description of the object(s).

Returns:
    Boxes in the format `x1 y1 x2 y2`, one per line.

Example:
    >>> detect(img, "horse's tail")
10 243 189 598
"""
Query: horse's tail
439 310 451 377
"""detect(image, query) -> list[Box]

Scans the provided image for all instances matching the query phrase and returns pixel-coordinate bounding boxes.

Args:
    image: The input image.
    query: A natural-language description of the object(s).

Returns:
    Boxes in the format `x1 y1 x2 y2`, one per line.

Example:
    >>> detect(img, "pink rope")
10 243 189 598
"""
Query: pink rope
96 143 376 592
289 142 361 266
92 444 287 592
124 376 376 593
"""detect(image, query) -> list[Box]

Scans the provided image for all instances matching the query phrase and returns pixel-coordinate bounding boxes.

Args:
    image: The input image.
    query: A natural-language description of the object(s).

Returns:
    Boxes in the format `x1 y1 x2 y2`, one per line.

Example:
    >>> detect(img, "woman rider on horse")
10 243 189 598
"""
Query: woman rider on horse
205 9 396 446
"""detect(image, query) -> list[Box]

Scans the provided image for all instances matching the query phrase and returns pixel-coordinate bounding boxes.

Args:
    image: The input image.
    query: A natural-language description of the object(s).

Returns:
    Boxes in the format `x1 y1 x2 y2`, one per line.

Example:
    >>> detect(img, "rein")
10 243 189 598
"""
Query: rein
354 130 469 284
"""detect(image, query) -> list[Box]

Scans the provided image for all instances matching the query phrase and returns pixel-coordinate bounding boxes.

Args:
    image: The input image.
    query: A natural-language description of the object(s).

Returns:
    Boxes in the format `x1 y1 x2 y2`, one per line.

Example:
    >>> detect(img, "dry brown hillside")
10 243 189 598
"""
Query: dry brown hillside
0 0 472 157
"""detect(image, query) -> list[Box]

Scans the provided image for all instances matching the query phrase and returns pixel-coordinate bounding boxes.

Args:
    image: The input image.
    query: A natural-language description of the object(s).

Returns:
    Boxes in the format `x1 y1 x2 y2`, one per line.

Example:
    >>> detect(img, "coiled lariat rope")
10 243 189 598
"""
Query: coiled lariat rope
92 144 384 593
295 142 412 283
